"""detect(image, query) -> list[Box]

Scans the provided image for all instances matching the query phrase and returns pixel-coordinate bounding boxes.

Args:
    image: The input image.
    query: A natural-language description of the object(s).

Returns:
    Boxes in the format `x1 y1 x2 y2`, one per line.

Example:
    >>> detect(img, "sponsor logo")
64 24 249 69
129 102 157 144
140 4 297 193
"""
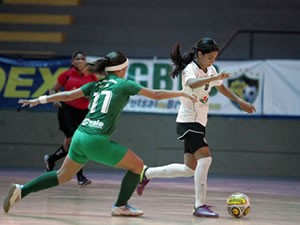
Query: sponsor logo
199 95 208 104
227 197 247 205
82 118 104 129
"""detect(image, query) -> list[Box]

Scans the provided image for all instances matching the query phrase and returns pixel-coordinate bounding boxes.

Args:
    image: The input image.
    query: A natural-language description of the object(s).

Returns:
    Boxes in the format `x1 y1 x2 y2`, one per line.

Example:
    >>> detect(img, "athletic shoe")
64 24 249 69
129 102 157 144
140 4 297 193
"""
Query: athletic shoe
3 184 22 213
77 176 92 188
44 154 55 172
111 204 144 216
193 205 219 218
136 166 150 196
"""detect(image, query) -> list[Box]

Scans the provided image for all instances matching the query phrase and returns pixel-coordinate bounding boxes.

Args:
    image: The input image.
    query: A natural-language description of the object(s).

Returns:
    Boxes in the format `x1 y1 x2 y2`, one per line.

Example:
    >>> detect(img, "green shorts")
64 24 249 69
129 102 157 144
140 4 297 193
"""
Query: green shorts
69 130 128 166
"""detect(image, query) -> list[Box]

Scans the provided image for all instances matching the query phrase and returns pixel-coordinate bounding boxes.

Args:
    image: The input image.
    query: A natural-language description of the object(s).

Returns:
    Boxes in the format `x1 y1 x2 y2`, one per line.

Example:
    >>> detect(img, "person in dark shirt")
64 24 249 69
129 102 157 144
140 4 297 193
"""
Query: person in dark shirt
44 51 98 187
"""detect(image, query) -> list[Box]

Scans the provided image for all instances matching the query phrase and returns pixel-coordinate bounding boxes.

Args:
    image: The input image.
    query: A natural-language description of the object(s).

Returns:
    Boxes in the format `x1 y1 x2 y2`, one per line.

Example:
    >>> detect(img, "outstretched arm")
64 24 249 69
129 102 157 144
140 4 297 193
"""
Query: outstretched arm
138 88 196 101
187 72 230 89
216 84 256 113
18 88 84 108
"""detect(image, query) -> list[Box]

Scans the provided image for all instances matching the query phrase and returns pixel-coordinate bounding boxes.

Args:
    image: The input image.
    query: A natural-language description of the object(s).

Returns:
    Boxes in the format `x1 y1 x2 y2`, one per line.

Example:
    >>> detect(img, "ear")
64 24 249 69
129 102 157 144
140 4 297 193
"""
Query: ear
197 51 203 58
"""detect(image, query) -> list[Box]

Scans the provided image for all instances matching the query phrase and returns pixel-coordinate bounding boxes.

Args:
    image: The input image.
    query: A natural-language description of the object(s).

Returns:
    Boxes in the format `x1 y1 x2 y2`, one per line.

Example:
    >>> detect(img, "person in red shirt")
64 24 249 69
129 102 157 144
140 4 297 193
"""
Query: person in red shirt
44 51 98 187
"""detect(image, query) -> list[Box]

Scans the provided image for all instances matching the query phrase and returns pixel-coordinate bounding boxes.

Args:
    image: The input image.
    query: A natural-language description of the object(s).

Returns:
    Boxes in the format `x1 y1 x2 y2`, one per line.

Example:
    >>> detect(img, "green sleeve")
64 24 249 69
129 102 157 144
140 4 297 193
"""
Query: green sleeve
123 80 144 95
80 82 96 96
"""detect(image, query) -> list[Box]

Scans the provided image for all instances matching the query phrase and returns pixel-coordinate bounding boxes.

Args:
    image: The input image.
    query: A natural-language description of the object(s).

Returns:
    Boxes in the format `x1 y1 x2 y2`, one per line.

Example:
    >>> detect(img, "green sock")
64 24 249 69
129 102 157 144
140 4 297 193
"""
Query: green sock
115 170 140 206
21 171 59 198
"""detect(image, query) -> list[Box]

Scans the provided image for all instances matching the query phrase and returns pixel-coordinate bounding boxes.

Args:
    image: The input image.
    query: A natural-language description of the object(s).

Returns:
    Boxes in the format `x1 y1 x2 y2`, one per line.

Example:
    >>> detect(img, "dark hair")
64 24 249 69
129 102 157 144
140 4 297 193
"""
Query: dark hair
71 50 86 61
170 37 219 78
86 51 127 74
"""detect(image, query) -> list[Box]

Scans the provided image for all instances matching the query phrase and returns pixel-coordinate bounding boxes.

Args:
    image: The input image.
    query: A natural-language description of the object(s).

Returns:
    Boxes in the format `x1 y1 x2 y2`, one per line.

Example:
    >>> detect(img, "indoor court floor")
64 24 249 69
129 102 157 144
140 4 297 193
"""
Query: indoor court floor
0 169 299 225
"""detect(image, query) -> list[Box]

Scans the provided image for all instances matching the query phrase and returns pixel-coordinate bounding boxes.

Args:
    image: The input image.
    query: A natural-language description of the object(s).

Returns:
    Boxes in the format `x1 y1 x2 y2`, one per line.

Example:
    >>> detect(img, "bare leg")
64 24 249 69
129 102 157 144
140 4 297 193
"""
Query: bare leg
57 155 83 184
115 149 144 174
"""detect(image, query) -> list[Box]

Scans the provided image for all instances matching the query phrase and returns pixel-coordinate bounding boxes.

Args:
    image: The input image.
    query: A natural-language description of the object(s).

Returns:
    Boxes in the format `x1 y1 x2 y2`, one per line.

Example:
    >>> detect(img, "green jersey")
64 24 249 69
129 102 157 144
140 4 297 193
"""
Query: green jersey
79 74 143 136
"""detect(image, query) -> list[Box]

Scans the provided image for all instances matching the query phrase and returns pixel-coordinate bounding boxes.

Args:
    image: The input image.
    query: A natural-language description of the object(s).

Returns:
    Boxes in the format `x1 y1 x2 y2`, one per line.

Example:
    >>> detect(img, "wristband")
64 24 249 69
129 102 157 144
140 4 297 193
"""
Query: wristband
38 95 48 104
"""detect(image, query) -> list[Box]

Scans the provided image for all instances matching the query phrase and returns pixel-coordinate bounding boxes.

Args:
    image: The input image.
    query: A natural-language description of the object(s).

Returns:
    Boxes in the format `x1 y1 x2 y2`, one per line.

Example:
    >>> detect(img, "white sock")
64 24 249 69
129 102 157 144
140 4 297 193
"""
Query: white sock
194 157 212 208
145 163 194 179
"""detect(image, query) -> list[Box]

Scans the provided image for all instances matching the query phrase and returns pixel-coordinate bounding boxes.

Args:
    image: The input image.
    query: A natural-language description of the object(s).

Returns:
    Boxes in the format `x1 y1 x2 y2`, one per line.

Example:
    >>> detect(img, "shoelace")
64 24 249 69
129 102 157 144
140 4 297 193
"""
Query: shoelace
125 204 137 211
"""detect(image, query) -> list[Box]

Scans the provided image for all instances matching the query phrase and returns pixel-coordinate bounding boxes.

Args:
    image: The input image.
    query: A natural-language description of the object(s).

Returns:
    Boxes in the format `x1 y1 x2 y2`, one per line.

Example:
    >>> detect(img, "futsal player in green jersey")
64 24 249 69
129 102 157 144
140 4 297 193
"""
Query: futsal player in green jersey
3 51 196 217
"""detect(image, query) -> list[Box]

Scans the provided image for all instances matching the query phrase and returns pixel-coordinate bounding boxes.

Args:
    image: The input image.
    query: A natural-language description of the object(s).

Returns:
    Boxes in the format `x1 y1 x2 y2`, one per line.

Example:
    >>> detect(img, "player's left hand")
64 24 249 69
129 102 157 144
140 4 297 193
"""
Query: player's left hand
18 99 40 108
239 101 256 113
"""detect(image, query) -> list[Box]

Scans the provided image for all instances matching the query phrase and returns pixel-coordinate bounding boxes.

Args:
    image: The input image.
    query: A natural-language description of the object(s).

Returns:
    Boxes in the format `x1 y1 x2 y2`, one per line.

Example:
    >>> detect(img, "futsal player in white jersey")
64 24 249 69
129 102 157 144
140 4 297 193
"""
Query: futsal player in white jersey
137 37 256 218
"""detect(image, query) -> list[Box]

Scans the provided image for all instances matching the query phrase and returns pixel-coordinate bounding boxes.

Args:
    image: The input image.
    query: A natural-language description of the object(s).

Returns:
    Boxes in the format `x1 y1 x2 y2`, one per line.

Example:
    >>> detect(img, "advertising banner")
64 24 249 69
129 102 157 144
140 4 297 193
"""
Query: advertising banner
1 56 299 116
88 57 264 115
263 60 300 116
0 57 70 110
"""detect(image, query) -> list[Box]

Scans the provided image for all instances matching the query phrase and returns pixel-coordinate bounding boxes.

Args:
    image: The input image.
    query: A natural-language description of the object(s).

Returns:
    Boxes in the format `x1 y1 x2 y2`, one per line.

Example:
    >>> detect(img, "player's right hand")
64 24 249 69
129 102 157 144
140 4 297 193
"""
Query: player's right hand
216 72 231 80
18 99 40 108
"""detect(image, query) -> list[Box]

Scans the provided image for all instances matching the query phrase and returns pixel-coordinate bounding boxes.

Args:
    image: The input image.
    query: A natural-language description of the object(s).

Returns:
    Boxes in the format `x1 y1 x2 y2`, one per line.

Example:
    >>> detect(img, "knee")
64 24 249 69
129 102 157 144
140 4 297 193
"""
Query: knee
128 158 144 174
119 149 144 174
57 170 73 184
194 147 211 158
135 158 144 174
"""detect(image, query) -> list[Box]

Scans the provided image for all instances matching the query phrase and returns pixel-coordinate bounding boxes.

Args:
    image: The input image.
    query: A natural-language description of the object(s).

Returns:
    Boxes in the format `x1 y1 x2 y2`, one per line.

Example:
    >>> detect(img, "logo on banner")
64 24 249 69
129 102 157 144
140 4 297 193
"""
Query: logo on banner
227 73 259 108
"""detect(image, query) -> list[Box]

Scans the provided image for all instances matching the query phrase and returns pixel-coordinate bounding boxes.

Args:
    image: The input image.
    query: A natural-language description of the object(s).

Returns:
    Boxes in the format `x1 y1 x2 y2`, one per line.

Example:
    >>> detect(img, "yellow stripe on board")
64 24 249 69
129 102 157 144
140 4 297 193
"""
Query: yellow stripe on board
3 0 81 6
0 14 73 25
0 31 65 43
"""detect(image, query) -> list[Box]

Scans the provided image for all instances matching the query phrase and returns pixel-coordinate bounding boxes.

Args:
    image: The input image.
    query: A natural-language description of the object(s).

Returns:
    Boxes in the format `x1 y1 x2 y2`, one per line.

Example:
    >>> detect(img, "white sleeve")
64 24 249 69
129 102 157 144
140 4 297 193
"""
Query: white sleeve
182 65 196 86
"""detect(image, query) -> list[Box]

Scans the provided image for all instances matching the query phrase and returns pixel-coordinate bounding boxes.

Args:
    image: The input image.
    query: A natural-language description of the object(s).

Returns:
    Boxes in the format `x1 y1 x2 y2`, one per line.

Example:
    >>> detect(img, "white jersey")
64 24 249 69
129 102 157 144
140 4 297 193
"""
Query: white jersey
176 61 223 127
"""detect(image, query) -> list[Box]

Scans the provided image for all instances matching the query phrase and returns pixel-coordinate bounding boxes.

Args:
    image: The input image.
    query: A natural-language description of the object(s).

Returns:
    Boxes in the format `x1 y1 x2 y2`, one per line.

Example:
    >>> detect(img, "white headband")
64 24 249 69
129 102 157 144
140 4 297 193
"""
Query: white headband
105 58 129 71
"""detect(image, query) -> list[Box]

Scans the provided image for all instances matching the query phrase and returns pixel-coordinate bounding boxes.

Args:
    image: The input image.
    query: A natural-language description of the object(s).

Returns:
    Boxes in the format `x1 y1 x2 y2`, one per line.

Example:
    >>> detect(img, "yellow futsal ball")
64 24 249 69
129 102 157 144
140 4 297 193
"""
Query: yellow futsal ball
226 192 251 218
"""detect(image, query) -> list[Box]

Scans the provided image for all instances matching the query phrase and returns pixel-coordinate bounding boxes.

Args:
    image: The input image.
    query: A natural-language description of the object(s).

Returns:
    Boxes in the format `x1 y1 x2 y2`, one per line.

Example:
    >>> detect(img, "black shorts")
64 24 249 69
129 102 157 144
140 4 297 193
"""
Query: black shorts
57 102 88 138
176 122 208 154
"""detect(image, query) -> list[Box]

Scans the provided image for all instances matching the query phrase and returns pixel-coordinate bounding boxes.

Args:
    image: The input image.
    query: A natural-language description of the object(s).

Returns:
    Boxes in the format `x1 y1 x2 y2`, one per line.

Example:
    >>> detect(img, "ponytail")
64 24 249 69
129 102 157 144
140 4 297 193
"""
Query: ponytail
84 51 128 77
169 43 196 78
85 58 110 74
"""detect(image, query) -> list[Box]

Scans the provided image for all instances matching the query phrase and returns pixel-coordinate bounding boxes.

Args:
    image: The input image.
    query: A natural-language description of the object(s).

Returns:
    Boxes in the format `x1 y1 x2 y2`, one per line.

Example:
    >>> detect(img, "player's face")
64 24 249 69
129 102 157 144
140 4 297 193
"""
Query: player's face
72 53 86 71
198 51 219 68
